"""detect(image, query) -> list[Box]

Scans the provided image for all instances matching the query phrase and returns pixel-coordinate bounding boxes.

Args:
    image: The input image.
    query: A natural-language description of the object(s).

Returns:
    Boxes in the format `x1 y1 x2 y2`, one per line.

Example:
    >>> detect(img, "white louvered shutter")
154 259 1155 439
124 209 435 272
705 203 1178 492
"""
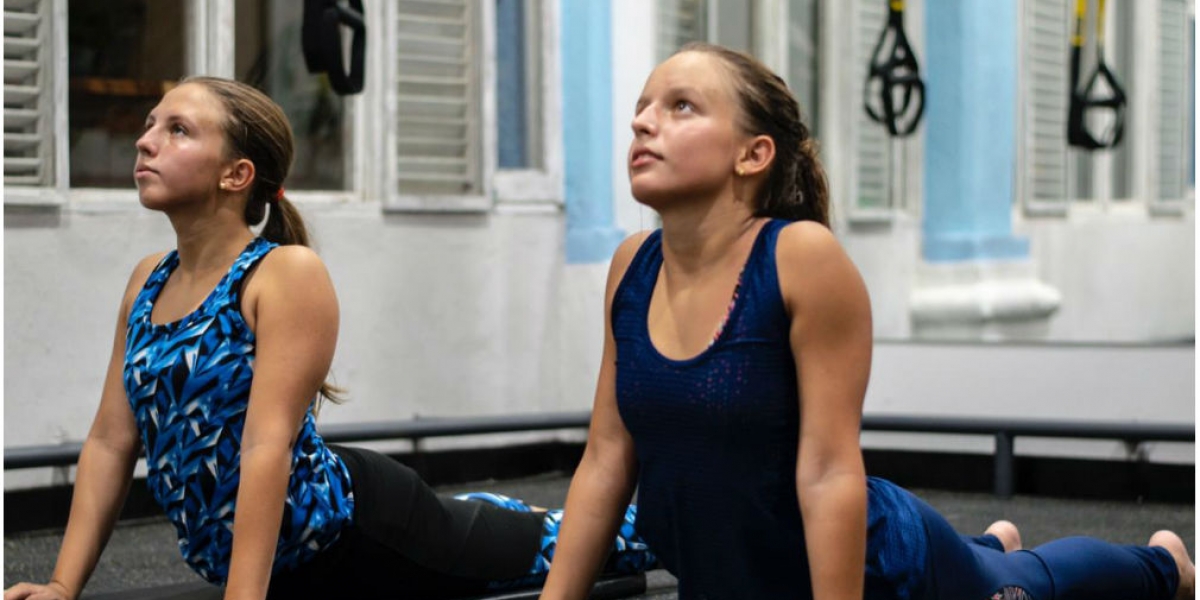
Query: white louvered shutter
1022 0 1070 209
658 0 707 61
787 0 819 126
853 0 889 212
1155 0 1188 203
395 0 479 196
4 0 53 187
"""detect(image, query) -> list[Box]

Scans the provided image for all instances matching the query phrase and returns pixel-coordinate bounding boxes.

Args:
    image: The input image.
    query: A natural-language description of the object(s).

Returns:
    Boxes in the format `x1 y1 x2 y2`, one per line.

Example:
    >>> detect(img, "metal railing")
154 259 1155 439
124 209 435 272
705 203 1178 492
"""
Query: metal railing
4 412 1193 498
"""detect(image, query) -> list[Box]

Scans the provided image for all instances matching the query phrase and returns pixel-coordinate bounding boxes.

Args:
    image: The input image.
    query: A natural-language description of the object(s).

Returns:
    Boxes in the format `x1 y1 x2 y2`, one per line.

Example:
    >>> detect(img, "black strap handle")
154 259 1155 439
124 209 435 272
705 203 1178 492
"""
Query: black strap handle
864 0 925 137
1067 0 1126 150
302 0 367 95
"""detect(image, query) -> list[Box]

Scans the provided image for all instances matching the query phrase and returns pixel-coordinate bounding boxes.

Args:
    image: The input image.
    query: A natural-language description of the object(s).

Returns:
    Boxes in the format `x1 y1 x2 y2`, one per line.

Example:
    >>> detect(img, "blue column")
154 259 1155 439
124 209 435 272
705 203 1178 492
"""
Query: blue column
922 0 1028 262
562 0 624 263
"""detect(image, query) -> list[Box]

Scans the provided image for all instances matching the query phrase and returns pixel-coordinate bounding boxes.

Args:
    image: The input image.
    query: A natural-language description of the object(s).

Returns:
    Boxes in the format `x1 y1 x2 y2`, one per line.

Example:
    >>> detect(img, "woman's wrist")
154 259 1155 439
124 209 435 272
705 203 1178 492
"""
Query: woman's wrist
47 579 77 600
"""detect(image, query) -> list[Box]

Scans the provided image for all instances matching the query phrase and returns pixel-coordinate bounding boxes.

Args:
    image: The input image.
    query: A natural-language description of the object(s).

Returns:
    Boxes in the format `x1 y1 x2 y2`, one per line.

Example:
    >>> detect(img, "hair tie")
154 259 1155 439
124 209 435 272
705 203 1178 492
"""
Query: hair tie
274 186 285 202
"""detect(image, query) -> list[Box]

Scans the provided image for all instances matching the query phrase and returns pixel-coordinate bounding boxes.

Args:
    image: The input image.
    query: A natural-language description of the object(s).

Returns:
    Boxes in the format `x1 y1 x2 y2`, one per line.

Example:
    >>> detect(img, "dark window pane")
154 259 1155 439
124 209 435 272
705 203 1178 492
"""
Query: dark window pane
496 0 528 169
68 0 185 188
235 0 346 190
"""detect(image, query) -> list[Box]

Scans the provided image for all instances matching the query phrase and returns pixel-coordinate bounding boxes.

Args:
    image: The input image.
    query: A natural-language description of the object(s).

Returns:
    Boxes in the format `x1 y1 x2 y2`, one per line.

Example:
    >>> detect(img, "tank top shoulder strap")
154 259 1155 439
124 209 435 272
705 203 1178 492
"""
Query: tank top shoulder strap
215 237 278 309
612 230 664 319
724 219 792 338
128 251 180 323
746 218 790 288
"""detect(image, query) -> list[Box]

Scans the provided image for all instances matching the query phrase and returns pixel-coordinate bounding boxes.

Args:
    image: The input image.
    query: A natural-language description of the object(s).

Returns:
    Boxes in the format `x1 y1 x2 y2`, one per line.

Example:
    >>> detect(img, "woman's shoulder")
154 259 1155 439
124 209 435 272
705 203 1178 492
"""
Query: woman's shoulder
125 251 171 294
605 230 656 297
774 220 841 264
116 251 172 319
257 243 326 274
245 244 333 301
773 220 868 311
612 230 656 269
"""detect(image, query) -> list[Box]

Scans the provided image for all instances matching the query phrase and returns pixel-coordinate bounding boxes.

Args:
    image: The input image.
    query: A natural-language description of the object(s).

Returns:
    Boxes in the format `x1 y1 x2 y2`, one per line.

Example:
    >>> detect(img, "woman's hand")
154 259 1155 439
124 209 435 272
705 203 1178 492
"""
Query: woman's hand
3 581 74 600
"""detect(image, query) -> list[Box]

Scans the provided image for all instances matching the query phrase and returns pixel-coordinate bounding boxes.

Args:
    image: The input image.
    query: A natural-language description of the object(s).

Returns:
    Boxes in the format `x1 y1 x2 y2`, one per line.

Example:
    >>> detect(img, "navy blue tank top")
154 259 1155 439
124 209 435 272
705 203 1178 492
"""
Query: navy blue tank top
613 219 927 599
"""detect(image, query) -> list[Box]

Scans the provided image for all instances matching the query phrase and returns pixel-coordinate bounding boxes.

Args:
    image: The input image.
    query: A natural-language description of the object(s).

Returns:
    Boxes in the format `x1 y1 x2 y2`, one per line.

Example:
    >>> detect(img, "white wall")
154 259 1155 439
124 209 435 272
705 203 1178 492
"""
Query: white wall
864 341 1195 464
3 200 607 489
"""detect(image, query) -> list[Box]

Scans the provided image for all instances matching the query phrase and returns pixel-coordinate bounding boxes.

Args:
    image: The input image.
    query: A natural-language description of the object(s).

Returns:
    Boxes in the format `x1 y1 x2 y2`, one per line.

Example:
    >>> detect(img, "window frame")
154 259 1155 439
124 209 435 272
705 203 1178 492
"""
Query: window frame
4 0 68 207
383 0 563 213
492 0 563 208
1017 0 1194 218
819 0 924 225
5 0 363 209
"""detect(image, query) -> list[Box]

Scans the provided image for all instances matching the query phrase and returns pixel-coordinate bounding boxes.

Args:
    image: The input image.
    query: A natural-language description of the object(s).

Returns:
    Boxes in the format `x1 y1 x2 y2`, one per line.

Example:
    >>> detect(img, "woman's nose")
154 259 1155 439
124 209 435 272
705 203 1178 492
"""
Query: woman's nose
135 128 155 155
631 104 657 137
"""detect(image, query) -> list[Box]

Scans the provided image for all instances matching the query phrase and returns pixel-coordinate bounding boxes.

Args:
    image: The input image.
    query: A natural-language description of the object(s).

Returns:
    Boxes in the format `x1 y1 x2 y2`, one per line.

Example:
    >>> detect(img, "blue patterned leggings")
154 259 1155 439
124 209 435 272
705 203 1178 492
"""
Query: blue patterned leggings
453 492 657 589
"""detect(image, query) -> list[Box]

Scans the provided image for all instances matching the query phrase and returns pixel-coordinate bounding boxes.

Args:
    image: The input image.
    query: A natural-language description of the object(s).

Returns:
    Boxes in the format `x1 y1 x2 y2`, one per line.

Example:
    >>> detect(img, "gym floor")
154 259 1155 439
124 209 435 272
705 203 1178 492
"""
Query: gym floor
4 472 1194 599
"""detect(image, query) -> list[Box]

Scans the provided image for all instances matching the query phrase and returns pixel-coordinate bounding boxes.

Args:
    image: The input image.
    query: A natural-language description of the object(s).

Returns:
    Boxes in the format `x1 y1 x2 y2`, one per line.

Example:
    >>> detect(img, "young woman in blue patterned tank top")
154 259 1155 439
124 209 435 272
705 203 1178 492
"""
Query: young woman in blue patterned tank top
539 44 1193 600
4 78 654 600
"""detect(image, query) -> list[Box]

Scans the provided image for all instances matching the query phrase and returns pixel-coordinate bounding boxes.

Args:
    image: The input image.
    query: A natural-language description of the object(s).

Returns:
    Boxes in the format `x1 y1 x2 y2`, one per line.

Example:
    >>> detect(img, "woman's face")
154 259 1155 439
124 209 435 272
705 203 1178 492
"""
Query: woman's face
628 51 746 208
133 83 232 210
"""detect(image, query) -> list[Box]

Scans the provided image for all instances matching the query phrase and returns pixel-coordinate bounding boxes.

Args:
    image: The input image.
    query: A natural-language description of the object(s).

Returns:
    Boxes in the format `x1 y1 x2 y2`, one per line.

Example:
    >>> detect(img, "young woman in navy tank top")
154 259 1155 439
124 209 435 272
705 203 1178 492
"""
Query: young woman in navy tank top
4 78 654 600
538 43 1194 600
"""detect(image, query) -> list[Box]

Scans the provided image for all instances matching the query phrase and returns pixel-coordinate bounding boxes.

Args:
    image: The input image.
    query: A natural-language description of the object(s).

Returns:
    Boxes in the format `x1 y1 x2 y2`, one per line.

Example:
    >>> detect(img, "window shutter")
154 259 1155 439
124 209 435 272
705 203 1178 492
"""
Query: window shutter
787 0 819 126
853 0 889 212
4 0 52 187
395 0 479 196
1155 0 1188 203
657 0 707 61
1022 0 1070 209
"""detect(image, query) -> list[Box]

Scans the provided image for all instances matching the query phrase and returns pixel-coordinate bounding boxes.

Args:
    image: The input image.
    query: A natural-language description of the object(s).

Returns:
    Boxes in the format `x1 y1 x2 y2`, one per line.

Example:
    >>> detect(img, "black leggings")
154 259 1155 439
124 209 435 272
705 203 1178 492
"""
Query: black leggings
267 446 546 599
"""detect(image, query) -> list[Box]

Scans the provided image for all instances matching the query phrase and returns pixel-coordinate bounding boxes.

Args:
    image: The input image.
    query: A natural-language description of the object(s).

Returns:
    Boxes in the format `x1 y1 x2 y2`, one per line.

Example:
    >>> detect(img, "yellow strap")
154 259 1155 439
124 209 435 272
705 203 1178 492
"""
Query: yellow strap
1096 0 1106 45
1072 0 1087 47
890 0 904 11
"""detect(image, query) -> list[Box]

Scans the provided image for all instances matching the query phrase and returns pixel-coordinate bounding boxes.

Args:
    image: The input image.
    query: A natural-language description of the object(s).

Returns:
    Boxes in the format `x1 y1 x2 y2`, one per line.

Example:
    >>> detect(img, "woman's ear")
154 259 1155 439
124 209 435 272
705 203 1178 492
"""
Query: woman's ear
219 158 256 194
735 134 776 178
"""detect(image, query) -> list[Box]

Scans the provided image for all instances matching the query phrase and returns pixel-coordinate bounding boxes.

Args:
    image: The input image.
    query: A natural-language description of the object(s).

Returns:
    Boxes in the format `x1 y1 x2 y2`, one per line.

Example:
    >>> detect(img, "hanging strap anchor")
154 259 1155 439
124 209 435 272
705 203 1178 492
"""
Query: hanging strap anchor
864 0 925 137
1067 0 1126 150
302 0 367 95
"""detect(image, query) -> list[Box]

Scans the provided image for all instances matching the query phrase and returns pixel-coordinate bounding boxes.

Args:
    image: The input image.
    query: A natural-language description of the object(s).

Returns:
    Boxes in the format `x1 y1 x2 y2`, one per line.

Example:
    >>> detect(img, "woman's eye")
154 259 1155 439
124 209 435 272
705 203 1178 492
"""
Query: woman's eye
171 124 187 135
674 100 693 112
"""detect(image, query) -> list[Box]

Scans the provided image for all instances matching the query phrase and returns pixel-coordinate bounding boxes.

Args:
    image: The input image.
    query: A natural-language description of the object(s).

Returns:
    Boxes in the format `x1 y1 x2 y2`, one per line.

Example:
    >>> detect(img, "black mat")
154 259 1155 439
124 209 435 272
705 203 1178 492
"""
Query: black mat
82 573 649 600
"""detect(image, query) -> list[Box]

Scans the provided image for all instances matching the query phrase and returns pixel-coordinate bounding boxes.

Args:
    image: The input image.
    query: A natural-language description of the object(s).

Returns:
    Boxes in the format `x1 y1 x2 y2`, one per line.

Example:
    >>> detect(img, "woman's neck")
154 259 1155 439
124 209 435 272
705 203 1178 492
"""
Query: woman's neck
658 198 761 276
168 210 256 274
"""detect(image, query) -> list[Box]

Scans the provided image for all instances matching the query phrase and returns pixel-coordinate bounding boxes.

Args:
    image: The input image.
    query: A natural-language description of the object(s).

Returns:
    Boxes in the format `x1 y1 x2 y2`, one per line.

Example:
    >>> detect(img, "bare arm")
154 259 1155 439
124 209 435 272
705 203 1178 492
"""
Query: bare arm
222 247 339 600
779 223 872 600
5 255 163 600
540 233 649 600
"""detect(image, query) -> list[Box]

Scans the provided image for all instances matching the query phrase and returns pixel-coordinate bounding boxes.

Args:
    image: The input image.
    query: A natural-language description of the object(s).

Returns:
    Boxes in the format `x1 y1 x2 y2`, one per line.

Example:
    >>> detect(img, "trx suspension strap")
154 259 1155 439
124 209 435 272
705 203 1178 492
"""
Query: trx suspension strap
1067 0 1126 149
864 0 925 137
302 0 367 95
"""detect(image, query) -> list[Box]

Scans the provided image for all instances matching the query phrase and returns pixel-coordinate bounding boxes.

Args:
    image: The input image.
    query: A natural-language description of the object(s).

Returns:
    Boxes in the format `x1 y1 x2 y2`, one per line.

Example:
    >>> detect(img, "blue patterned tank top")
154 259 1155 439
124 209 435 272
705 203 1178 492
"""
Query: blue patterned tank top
124 237 354 584
613 219 928 599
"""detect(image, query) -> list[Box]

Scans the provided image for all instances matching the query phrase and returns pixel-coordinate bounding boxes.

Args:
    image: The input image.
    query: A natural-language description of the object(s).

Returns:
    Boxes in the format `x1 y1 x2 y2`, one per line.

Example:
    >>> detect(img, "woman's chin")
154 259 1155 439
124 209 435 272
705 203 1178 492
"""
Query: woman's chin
136 191 168 211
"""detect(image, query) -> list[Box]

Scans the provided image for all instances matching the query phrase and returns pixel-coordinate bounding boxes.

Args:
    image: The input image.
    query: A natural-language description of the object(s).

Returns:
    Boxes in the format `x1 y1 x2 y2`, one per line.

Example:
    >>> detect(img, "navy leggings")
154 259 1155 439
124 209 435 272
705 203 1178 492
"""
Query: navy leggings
911 494 1180 600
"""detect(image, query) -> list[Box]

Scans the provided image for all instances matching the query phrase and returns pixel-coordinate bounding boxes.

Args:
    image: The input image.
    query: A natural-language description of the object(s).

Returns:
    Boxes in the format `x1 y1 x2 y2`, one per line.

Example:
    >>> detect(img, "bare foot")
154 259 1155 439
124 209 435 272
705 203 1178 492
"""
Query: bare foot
1149 530 1195 600
984 520 1022 552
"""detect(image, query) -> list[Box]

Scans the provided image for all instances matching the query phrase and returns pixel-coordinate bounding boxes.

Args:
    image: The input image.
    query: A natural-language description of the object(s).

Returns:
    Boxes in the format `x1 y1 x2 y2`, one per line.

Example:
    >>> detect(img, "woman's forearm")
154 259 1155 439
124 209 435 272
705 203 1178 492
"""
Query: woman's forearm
798 469 867 600
223 444 293 600
539 452 637 600
49 436 139 600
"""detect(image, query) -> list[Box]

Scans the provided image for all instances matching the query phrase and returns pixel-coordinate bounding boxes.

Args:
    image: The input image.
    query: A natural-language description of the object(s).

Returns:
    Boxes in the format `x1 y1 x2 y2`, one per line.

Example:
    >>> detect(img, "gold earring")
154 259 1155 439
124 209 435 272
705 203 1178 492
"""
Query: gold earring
736 167 745 177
